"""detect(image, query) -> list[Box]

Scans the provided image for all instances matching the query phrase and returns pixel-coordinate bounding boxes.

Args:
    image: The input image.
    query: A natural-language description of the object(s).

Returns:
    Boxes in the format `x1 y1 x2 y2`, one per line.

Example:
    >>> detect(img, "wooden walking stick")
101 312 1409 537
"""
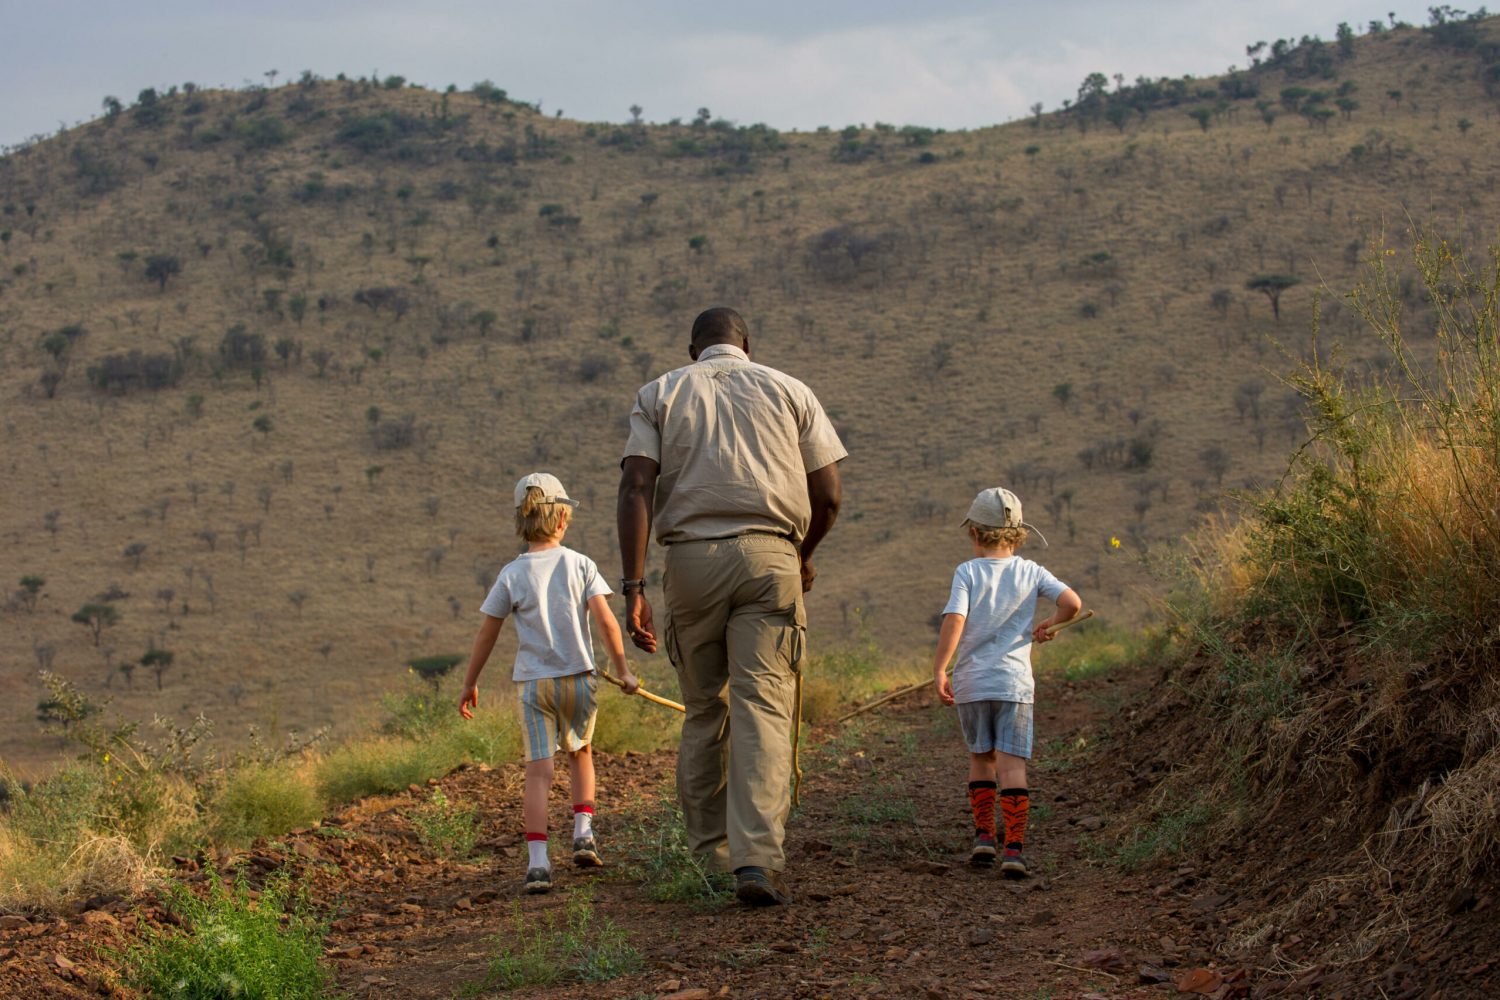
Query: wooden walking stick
1043 608 1094 637
597 669 685 713
832 610 1097 725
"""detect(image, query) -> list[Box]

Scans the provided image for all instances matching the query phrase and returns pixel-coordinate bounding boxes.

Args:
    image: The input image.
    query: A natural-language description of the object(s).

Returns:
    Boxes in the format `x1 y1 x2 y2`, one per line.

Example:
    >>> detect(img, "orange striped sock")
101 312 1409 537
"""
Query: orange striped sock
1000 788 1029 851
968 781 997 837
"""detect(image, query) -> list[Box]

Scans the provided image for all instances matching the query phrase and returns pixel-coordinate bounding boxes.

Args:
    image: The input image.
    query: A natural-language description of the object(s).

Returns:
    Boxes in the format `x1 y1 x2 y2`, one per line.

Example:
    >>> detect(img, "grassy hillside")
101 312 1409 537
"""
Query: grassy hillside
3 16 1499 770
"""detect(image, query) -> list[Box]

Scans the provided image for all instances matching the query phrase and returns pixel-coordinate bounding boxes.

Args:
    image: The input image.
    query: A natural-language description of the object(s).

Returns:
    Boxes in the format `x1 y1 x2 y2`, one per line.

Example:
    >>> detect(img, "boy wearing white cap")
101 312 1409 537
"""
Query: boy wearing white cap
931 486 1081 877
458 472 639 894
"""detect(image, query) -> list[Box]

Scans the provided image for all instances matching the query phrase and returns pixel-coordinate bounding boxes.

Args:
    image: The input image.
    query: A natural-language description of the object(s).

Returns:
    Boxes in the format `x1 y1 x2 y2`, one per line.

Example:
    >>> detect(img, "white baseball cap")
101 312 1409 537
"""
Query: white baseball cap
963 486 1047 546
513 472 579 508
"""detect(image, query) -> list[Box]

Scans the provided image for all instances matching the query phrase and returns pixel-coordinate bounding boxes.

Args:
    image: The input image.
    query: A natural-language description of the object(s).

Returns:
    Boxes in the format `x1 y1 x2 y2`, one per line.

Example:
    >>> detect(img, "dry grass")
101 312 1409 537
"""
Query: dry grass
1148 227 1500 972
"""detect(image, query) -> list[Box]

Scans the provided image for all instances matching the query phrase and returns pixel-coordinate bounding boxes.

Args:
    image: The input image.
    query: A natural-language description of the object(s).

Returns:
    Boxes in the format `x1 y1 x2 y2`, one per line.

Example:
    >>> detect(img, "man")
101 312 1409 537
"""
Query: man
617 306 845 905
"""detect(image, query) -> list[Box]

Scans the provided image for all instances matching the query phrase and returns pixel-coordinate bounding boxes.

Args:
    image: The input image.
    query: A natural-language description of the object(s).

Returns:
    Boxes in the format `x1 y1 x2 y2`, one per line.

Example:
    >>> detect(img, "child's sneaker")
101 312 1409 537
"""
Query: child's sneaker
524 867 553 894
1000 849 1029 879
572 835 603 867
969 834 997 867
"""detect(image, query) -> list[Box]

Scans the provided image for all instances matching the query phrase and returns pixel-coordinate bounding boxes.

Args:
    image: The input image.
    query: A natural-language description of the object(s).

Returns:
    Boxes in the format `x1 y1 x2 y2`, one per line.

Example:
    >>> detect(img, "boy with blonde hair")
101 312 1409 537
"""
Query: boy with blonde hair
459 473 639 894
932 487 1081 877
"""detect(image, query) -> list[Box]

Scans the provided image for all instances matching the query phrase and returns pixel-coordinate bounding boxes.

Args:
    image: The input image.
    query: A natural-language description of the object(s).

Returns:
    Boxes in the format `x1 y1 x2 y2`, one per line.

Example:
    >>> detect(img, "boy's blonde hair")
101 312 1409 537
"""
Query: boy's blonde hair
964 518 1028 550
516 486 571 542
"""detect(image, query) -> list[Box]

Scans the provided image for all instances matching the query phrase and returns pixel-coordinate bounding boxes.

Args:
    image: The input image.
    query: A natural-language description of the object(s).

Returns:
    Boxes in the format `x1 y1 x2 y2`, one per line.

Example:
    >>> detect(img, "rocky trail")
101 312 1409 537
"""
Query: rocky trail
3 667 1492 999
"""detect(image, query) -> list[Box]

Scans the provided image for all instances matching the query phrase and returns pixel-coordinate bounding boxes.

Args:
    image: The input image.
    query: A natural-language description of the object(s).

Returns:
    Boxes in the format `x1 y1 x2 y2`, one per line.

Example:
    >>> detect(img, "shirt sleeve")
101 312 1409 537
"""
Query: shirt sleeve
941 565 972 617
478 570 512 619
794 381 849 472
1033 562 1068 602
579 555 612 601
621 382 662 464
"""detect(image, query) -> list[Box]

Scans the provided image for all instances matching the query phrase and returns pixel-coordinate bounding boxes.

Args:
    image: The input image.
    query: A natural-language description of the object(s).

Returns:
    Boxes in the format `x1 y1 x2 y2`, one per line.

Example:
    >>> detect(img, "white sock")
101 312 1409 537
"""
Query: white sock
574 810 593 840
527 839 549 870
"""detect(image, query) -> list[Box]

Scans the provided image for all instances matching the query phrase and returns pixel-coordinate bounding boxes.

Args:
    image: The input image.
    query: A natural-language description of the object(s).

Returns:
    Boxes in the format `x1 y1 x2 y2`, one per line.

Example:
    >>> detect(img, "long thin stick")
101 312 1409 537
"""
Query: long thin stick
831 677 928 725
833 609 1098 725
597 670 685 713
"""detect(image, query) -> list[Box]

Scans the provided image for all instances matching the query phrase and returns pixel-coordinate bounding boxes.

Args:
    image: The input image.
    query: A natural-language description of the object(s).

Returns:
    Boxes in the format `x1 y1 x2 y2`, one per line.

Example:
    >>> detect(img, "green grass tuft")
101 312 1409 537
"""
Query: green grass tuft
405 787 479 859
464 886 641 993
119 868 331 999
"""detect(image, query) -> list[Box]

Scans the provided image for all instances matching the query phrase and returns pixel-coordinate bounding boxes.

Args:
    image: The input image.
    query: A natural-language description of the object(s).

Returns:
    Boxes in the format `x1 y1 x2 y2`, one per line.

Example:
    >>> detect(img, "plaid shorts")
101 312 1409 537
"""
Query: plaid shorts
955 700 1034 758
518 673 597 762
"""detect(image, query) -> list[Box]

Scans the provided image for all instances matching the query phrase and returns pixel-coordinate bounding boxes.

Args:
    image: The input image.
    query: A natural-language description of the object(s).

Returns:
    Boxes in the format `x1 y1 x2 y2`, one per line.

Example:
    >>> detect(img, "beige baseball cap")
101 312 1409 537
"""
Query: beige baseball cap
513 472 579 508
964 486 1047 546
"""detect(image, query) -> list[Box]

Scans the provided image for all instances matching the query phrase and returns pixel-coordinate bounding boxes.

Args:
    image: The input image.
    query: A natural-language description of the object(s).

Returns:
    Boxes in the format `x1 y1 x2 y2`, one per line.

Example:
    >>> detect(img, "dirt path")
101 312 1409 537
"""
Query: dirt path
2 672 1252 999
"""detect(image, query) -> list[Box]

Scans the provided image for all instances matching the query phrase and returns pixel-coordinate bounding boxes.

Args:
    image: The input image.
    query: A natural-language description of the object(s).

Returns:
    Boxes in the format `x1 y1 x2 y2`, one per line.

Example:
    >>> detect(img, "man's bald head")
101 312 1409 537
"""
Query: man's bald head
690 307 749 351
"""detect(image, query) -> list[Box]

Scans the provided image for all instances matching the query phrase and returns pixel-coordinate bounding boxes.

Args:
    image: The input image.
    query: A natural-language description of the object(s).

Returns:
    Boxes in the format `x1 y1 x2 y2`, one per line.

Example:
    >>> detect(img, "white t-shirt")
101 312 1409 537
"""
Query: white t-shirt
942 556 1068 705
479 546 612 682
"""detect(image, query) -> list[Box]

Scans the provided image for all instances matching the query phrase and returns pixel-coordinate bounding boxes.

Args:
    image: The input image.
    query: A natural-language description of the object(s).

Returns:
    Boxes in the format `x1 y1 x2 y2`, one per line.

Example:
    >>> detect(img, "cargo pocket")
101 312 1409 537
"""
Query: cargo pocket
777 602 807 675
664 617 682 670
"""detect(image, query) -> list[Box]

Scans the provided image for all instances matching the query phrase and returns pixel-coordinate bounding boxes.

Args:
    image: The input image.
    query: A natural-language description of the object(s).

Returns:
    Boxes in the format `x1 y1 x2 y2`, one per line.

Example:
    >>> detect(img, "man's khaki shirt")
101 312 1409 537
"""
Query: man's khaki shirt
623 344 847 546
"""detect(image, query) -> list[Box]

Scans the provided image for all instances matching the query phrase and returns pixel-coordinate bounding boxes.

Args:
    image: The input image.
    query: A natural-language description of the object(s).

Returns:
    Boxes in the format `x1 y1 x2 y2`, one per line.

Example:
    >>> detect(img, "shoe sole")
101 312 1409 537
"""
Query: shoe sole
524 880 552 894
1000 863 1028 879
970 853 996 868
573 850 603 868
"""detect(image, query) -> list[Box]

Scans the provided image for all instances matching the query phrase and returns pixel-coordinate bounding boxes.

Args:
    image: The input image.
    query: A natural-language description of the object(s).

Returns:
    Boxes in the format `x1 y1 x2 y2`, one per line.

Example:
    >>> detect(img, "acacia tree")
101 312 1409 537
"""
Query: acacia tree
408 654 463 691
1246 274 1300 320
141 647 175 690
144 254 181 292
72 602 119 645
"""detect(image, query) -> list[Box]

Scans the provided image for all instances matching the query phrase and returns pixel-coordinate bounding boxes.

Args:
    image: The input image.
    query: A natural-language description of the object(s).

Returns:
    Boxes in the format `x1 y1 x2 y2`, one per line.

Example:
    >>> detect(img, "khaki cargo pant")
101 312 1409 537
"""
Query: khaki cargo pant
662 534 805 873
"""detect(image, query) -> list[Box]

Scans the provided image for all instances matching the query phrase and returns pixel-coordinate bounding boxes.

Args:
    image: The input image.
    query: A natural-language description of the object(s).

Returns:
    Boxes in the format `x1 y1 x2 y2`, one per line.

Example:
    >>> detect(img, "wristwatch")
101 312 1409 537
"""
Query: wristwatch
620 578 646 594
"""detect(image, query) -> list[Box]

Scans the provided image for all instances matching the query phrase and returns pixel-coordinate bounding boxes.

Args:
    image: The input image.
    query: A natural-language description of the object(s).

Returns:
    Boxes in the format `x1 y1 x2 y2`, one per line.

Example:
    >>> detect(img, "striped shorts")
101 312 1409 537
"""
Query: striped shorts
956 700 1034 759
518 673 597 762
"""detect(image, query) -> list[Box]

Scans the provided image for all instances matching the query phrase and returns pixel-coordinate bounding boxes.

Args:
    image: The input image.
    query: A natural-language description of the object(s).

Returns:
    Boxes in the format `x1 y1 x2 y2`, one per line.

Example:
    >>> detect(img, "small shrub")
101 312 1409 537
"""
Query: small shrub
211 764 323 847
406 788 478 858
119 869 330 1000
623 795 733 905
466 887 641 993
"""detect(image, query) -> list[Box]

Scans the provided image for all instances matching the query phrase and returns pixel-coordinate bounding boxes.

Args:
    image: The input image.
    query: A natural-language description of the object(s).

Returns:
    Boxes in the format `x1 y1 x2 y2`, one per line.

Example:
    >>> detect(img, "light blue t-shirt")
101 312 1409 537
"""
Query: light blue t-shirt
942 556 1068 705
479 546 612 682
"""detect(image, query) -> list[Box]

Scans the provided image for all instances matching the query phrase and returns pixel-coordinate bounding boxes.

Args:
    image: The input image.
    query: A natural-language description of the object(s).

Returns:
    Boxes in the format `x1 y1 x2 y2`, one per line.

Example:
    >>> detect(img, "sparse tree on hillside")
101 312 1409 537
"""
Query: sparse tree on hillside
18 575 45 612
144 254 181 292
72 602 119 646
1200 445 1232 485
141 647 174 690
1246 274 1300 320
408 654 463 692
124 541 147 570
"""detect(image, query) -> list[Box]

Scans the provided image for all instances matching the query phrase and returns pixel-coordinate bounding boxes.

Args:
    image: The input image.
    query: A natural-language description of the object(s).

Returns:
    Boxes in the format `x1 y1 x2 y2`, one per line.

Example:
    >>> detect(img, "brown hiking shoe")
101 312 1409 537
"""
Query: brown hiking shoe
734 866 791 906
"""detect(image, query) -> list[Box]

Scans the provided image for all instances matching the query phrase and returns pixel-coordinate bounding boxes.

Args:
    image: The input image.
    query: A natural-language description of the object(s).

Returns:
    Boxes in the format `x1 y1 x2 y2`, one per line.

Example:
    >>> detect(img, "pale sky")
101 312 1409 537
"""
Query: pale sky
2 1 1435 148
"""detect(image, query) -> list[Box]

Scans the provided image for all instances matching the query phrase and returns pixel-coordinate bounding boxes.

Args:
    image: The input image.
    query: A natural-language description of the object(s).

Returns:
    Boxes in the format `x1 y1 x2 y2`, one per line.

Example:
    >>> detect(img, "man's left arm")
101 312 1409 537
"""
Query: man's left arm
617 455 660 652
799 463 842 593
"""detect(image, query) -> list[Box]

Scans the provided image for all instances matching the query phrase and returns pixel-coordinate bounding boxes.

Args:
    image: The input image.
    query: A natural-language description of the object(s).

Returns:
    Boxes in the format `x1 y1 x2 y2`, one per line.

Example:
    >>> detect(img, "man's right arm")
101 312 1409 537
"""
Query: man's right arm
617 455 660 652
799 462 842 593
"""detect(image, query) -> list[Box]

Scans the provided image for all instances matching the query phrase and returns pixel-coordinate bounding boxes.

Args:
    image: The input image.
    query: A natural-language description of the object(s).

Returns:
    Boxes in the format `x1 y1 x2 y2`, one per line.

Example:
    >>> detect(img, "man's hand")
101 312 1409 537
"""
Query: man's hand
1032 623 1057 644
619 669 641 695
625 592 657 653
458 683 479 719
800 558 817 593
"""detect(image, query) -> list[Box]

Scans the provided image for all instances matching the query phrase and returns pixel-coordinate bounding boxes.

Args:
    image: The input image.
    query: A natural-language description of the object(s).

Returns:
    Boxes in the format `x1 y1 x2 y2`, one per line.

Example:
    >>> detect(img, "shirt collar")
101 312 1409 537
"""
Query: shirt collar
697 343 748 363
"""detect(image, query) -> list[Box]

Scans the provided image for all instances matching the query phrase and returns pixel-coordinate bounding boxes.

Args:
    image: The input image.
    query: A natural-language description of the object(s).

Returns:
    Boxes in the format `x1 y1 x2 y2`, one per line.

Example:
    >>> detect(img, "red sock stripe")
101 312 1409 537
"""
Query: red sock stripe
573 804 594 815
525 832 548 842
